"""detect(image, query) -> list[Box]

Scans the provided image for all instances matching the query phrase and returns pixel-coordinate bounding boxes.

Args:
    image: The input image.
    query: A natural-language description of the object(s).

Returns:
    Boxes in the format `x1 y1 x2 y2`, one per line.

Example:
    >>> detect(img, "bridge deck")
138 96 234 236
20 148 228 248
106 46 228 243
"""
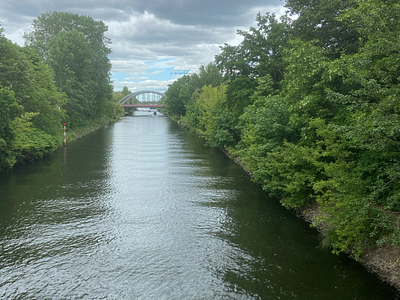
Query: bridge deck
121 104 164 108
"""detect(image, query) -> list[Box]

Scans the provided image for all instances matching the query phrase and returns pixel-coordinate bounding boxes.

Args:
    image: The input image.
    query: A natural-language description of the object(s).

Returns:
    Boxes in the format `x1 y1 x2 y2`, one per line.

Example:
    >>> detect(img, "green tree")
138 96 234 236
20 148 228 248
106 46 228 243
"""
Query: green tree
224 75 257 142
237 13 292 89
237 75 295 172
215 43 252 79
0 34 66 170
285 0 360 56
121 86 131 97
182 63 223 128
22 48 66 136
24 11 113 128
194 84 233 147
213 13 293 144
0 86 21 169
48 30 95 127
165 74 200 117
216 13 291 89
311 0 400 255
0 35 31 105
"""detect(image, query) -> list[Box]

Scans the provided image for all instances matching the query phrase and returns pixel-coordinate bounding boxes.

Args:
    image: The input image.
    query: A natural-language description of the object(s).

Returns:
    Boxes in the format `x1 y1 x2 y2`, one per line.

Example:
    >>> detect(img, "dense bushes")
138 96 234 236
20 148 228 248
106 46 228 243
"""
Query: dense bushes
164 0 400 258
0 12 121 171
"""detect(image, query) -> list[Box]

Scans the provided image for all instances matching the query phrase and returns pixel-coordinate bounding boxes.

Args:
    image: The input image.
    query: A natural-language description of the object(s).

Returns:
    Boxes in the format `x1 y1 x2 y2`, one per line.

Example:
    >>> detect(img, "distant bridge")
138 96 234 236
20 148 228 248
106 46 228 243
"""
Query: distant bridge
119 91 166 107
121 104 164 108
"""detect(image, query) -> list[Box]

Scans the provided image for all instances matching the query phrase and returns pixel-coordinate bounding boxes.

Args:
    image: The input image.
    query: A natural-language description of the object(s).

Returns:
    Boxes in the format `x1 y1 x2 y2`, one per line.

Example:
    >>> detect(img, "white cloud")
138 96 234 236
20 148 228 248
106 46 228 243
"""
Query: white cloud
125 76 150 80
1 0 286 91
115 79 175 91
147 69 165 75
110 59 148 74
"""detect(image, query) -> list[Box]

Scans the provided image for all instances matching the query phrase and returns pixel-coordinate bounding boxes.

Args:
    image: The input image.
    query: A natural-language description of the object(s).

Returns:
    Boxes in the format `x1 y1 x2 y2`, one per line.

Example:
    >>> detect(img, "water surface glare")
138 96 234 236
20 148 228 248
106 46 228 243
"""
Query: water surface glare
0 111 398 299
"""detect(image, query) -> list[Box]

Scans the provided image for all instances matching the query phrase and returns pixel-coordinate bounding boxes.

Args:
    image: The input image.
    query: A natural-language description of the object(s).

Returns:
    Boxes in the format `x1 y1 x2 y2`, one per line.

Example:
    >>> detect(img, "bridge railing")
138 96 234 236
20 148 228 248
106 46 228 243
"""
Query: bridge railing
119 91 166 105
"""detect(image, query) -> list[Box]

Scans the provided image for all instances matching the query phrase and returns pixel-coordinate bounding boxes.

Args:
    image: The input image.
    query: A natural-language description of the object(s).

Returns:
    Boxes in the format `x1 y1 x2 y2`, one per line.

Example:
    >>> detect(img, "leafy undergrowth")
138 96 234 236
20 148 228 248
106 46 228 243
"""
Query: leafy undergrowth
66 116 116 142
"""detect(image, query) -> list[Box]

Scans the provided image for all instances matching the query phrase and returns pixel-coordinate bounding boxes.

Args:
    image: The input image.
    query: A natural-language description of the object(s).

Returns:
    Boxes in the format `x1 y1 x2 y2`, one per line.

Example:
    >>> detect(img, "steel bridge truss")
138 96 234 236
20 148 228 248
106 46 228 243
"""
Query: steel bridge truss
119 91 166 105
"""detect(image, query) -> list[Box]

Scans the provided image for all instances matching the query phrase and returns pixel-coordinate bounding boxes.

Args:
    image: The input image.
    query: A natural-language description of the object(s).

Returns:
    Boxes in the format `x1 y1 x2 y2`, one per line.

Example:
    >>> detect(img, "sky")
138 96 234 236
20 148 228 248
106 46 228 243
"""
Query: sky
1 0 286 92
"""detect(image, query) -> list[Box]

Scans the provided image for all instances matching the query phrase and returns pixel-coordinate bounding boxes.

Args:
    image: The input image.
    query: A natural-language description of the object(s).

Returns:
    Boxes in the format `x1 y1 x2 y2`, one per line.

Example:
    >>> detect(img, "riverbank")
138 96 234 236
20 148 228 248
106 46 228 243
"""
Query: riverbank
300 203 400 292
66 116 117 142
175 116 400 293
0 116 119 173
227 149 400 293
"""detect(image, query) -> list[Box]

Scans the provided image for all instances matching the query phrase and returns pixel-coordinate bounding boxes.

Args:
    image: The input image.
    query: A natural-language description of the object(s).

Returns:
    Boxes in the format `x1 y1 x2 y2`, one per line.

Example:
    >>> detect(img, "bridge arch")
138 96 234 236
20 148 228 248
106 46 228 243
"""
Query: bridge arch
119 91 166 104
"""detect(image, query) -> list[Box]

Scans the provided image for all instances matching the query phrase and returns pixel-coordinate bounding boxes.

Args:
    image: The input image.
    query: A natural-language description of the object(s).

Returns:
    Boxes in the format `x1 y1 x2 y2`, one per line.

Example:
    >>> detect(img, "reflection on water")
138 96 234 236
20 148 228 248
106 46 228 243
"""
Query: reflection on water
0 112 398 299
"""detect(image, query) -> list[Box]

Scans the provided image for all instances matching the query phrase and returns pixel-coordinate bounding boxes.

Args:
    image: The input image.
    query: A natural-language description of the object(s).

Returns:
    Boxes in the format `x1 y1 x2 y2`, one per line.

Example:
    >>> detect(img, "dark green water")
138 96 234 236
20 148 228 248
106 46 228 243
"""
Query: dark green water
0 111 398 299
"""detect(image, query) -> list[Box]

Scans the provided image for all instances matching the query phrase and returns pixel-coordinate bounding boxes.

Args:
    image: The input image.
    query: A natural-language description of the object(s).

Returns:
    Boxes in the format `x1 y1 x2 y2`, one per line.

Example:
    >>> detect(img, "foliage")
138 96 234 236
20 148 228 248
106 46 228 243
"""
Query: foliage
285 0 360 56
22 48 66 136
0 34 66 171
0 86 21 169
48 29 95 127
165 63 223 118
165 75 193 117
9 112 60 166
24 11 113 129
194 84 234 147
236 76 296 172
0 11 115 171
165 3 400 257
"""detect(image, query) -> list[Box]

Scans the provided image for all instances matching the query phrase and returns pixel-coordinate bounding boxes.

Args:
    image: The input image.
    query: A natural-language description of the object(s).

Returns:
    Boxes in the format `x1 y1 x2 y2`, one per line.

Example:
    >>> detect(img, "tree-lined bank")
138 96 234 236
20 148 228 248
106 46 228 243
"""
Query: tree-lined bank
163 0 400 281
0 12 122 171
0 0 399 291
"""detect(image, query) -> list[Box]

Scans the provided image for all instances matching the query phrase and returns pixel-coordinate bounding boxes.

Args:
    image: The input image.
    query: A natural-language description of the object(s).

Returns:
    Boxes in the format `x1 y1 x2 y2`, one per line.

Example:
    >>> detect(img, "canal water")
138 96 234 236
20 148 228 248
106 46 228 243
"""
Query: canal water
0 110 398 299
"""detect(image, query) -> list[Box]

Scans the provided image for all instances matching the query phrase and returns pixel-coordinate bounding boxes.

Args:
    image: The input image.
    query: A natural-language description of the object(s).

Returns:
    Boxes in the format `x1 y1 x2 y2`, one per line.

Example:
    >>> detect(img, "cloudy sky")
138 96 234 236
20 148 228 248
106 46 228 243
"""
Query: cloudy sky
1 0 286 92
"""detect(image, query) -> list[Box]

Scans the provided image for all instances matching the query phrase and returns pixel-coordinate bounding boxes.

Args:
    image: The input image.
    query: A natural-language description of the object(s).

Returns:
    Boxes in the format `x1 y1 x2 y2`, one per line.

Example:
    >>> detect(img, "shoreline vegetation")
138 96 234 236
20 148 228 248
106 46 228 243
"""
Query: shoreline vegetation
0 116 120 172
176 116 400 292
65 116 118 142
1 1 399 293
0 12 123 172
161 1 400 293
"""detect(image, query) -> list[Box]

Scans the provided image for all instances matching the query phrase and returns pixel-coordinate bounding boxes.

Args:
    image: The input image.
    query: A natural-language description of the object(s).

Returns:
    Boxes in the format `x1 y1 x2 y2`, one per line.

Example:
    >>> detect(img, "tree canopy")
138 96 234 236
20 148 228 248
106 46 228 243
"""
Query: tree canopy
0 11 120 171
164 0 400 258
24 11 114 128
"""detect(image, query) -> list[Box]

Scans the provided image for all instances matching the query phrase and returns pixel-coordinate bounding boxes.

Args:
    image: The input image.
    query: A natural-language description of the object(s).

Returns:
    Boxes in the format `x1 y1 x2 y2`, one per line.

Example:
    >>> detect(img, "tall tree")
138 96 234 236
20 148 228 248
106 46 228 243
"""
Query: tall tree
0 34 65 170
24 11 113 128
48 29 95 127
0 86 21 170
285 0 360 56
165 74 200 117
121 86 131 97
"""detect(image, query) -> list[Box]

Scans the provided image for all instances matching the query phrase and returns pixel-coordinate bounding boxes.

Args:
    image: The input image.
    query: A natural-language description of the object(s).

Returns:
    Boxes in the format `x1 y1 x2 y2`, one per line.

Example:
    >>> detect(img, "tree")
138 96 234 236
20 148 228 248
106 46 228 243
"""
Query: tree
0 86 21 169
237 13 292 89
198 63 223 88
224 75 257 142
121 86 131 97
194 84 234 147
237 75 295 171
312 0 400 254
0 34 65 170
0 35 31 106
48 29 95 127
215 43 252 79
285 0 360 56
165 74 200 117
24 11 113 128
216 13 291 91
22 48 65 136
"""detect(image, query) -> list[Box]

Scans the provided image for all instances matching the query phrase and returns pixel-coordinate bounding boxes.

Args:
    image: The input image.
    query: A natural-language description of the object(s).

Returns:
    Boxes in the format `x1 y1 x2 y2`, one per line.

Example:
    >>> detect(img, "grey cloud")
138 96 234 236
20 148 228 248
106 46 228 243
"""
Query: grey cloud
2 0 285 29
1 0 286 90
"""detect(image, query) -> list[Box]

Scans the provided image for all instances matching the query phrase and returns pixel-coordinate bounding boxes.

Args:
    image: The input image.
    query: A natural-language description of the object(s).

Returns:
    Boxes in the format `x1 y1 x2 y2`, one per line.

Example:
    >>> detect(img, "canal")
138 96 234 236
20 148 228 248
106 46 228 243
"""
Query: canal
0 111 398 299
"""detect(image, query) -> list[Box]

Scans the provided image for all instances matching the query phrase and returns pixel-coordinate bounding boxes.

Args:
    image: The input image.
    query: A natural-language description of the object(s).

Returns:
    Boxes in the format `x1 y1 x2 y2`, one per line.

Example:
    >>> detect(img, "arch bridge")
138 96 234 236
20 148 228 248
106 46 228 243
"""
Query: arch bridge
119 91 165 107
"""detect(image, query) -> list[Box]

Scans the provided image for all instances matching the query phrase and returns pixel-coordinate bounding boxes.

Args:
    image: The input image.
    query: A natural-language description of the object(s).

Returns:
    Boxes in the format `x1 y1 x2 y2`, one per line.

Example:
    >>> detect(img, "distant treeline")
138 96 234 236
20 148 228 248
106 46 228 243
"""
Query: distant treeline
0 12 122 171
163 0 400 258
